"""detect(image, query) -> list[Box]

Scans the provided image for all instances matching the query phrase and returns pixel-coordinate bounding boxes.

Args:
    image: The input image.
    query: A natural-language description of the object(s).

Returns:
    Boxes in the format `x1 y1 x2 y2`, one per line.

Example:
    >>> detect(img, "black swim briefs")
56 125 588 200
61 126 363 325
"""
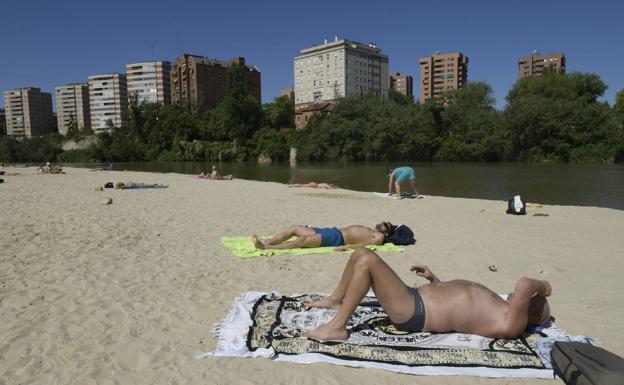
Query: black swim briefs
393 286 426 332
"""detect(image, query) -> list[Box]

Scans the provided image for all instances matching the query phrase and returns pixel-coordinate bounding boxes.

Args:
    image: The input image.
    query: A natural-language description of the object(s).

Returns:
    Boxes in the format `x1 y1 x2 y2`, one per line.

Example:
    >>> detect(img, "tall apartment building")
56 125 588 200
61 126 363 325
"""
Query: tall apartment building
0 108 6 136
55 83 91 135
294 37 389 128
389 72 413 99
126 61 171 104
170 54 261 113
3 87 55 137
518 52 566 79
419 52 469 103
88 73 128 132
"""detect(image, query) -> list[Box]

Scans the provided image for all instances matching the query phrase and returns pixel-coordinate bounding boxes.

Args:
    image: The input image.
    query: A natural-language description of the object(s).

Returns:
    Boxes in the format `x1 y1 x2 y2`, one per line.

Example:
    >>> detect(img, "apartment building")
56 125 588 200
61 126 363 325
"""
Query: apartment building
518 52 566 79
55 83 91 135
88 73 128 132
389 72 413 99
280 87 294 100
419 52 469 103
0 108 6 136
293 37 389 128
3 87 55 137
126 61 171 104
170 54 261 113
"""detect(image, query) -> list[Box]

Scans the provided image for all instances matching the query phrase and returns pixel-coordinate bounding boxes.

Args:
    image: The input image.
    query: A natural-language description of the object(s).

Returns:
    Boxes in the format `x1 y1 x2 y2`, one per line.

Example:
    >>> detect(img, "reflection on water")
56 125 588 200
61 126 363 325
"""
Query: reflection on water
77 161 624 210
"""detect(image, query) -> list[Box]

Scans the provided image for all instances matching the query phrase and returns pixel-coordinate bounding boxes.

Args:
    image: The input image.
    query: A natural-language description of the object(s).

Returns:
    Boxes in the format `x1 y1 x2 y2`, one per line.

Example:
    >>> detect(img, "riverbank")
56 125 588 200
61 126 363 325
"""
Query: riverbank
1 166 623 384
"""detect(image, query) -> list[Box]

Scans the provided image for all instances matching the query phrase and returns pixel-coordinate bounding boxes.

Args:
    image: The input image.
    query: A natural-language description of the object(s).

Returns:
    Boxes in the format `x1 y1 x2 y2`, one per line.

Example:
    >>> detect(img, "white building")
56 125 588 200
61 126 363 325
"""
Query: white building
55 83 91 134
294 37 389 106
88 73 128 132
126 61 171 104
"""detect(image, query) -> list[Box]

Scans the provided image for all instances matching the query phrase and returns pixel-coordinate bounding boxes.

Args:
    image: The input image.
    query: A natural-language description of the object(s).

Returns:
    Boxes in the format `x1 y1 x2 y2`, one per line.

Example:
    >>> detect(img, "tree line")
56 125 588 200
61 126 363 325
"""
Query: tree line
1 66 623 164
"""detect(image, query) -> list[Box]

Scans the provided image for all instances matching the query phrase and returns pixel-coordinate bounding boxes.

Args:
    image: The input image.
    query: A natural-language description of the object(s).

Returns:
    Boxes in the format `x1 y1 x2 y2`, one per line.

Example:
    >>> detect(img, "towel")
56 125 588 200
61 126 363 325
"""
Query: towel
197 292 589 378
221 236 405 258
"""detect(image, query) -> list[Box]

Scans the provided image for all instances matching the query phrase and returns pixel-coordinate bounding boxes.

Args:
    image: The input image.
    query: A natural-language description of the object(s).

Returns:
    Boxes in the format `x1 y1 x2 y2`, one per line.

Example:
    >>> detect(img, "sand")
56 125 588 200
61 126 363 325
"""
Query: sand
1 166 623 385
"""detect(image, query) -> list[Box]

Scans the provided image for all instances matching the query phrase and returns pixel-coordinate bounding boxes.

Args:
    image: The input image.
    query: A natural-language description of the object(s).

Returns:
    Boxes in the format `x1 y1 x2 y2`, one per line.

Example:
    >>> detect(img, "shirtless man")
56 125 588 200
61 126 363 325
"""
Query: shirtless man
302 248 551 341
252 223 390 251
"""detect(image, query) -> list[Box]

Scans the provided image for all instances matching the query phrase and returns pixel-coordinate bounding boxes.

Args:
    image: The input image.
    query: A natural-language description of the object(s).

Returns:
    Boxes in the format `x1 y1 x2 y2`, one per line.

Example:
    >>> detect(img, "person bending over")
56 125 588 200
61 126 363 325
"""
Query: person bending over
252 223 392 251
387 166 420 199
302 248 551 341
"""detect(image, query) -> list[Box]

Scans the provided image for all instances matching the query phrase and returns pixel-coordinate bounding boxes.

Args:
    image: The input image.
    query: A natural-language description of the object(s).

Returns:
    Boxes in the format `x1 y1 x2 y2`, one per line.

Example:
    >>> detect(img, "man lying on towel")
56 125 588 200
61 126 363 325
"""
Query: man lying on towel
252 223 393 252
301 248 551 341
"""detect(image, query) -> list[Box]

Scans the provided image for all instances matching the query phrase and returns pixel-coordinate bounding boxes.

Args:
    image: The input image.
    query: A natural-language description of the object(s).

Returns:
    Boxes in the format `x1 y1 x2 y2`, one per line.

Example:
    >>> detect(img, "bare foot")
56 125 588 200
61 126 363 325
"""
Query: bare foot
252 233 266 249
301 323 348 341
305 296 342 310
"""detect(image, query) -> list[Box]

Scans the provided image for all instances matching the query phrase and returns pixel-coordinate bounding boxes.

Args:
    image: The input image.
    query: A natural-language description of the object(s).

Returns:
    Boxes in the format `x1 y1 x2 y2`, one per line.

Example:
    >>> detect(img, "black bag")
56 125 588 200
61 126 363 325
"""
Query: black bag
506 195 527 215
551 341 624 385
384 224 416 245
104 182 114 188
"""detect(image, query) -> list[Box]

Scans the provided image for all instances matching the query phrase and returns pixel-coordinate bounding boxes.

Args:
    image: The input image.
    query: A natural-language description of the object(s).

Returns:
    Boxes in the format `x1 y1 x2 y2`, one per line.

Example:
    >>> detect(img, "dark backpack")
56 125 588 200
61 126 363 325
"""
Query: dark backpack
506 195 527 215
551 341 624 385
384 224 416 245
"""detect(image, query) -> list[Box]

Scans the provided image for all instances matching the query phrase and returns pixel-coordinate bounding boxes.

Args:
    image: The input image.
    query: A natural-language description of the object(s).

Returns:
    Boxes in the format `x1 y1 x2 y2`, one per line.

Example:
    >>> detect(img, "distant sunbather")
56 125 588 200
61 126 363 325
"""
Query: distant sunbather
38 162 65 174
252 223 392 251
288 182 336 189
114 182 168 189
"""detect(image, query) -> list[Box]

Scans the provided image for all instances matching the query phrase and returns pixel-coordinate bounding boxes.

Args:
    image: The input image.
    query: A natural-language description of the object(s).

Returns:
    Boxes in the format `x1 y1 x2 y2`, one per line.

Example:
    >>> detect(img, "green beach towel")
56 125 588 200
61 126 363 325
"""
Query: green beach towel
221 236 405 258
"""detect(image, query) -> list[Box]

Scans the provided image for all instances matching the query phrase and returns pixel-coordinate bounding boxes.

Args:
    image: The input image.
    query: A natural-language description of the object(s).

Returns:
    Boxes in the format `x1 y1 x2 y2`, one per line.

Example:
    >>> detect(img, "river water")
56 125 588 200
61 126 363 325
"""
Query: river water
85 161 624 210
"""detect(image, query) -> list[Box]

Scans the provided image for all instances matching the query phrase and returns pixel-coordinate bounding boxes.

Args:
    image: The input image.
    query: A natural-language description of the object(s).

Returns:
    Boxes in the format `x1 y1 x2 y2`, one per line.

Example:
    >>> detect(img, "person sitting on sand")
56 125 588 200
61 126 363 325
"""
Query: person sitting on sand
301 248 551 341
288 182 336 189
38 162 65 174
252 223 392 251
114 182 168 189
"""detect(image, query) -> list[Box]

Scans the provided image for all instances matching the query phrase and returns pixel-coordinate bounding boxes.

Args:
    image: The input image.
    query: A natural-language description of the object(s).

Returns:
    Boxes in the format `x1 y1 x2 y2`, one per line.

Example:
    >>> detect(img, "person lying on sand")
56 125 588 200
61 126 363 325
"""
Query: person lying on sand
114 182 168 189
288 182 336 189
252 223 392 251
301 248 551 341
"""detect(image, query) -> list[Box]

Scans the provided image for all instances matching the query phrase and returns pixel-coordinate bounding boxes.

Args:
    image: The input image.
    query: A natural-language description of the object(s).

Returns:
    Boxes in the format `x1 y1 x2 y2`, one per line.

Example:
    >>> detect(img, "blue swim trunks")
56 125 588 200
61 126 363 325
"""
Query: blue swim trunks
311 227 345 247
392 166 416 182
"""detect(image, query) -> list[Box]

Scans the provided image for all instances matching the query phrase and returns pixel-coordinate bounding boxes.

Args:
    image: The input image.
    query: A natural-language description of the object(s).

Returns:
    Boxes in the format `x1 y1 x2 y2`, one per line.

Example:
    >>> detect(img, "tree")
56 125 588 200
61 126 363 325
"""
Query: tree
504 72 617 162
264 95 295 129
65 114 79 138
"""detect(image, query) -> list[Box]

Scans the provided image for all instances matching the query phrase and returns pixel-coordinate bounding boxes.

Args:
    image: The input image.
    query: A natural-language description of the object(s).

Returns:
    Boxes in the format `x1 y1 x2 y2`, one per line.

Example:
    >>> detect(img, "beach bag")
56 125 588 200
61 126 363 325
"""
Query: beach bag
384 224 416 245
551 341 624 385
104 182 114 188
506 195 526 215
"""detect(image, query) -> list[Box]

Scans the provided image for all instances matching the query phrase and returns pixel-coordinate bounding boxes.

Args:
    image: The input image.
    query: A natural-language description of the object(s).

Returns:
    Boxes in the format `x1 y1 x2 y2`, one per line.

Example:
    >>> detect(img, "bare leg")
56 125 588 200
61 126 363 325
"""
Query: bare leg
262 225 315 245
306 250 365 310
301 248 415 341
395 181 403 199
262 234 322 250
409 179 420 196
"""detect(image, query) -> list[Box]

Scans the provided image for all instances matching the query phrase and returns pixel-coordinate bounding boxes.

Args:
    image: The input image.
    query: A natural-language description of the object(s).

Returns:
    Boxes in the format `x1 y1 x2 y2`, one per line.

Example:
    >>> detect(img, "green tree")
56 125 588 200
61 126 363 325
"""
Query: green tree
264 95 295 129
504 72 618 162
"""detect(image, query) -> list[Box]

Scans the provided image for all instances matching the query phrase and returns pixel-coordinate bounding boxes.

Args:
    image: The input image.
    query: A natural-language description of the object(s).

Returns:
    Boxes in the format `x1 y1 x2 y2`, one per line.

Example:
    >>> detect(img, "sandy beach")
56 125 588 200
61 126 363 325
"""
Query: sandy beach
1 166 623 385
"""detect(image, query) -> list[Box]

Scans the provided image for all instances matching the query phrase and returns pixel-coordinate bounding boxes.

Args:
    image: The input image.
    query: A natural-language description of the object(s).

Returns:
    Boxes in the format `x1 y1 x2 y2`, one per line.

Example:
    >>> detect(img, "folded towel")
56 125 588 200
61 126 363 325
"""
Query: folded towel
221 236 405 258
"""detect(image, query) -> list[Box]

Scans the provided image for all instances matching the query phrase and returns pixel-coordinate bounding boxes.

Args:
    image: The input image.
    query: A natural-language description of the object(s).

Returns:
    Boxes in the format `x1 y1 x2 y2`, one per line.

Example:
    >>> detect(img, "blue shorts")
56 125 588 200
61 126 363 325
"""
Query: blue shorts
392 167 416 182
311 227 345 247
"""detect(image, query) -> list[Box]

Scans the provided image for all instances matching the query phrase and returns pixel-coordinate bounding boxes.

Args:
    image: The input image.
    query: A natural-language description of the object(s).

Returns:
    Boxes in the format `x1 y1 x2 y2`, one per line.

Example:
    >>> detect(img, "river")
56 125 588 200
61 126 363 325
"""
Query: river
77 161 624 210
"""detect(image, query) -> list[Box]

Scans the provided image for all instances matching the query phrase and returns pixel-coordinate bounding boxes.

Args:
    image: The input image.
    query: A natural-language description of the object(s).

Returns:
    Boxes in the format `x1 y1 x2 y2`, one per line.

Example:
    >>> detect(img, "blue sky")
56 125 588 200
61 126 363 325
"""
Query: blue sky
1 0 622 109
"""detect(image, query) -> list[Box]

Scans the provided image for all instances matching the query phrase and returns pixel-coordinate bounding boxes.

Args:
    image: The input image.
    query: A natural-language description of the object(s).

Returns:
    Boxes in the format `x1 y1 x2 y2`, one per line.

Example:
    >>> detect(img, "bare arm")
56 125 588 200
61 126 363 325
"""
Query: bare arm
501 277 551 337
334 232 384 251
388 173 395 195
411 265 440 284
